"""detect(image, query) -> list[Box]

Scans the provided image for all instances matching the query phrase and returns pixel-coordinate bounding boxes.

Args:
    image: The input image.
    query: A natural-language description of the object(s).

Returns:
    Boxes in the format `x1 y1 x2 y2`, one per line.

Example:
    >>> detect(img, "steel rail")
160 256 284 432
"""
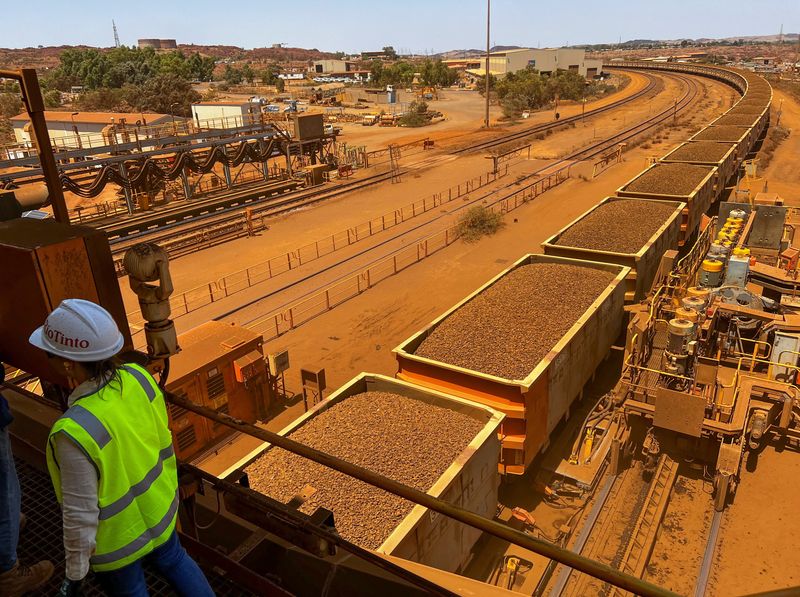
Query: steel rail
160 70 703 329
694 509 723 597
165 392 678 597
95 70 660 241
106 70 677 253
450 70 662 154
550 474 617 596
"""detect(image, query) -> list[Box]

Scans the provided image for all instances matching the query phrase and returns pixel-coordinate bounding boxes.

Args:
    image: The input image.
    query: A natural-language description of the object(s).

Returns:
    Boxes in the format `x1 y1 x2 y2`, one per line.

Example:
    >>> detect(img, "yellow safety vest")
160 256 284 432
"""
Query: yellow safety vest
46 364 178 572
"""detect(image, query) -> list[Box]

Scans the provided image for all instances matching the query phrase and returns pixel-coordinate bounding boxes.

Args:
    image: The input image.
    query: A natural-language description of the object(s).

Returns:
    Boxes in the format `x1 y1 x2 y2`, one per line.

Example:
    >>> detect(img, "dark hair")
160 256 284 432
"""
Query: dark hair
85 357 123 391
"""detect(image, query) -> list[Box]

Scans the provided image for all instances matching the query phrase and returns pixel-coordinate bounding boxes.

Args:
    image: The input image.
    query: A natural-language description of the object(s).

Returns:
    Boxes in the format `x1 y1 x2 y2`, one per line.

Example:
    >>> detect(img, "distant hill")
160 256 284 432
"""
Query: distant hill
0 44 338 71
436 33 799 57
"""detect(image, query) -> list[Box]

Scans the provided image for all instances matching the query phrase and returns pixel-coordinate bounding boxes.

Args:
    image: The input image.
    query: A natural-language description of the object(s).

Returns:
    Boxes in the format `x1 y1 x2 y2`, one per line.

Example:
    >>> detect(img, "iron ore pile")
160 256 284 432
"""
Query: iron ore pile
554 200 678 253
667 142 734 163
244 391 483 549
728 104 765 114
414 262 616 379
693 126 748 142
713 114 758 126
624 163 711 196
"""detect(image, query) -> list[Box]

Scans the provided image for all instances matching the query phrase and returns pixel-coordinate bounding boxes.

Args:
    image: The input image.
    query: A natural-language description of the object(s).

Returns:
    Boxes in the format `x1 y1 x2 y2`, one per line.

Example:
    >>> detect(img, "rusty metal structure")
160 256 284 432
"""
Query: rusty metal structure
1 110 337 214
1 61 798 597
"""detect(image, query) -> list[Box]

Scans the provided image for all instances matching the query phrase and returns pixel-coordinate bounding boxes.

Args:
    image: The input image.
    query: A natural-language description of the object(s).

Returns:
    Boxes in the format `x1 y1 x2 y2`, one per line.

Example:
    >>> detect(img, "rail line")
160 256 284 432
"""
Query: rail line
96 70 663 247
554 458 725 597
125 68 708 341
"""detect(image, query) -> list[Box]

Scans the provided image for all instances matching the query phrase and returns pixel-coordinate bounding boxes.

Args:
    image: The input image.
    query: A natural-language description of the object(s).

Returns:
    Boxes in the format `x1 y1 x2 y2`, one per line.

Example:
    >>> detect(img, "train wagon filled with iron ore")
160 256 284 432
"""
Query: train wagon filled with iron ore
660 141 739 190
542 197 684 303
394 254 629 475
221 373 503 574
616 162 717 245
708 113 761 150
723 100 770 133
690 125 752 161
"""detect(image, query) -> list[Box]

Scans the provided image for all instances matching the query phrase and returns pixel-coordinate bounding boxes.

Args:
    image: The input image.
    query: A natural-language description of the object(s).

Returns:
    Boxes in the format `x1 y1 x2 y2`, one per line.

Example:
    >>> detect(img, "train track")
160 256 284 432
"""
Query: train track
552 455 725 597
98 71 664 249
128 68 704 336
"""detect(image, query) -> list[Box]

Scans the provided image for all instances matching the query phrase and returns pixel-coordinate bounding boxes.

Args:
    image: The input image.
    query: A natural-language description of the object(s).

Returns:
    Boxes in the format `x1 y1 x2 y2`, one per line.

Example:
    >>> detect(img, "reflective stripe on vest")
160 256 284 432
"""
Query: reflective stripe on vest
98 444 174 521
91 494 179 566
46 364 178 572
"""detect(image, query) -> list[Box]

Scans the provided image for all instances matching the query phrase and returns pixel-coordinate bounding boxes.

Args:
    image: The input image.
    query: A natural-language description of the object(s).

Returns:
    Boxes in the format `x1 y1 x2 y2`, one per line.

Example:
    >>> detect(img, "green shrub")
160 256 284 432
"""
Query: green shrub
457 206 504 242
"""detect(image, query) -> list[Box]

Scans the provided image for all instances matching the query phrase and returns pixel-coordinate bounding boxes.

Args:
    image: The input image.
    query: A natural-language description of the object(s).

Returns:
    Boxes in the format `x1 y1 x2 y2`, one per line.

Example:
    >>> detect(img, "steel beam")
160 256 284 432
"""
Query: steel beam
0 68 69 222
166 392 678 597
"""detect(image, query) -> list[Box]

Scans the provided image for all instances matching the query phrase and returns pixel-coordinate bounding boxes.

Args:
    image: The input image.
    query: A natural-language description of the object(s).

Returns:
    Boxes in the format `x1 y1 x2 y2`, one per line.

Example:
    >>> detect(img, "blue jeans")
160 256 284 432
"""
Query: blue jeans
95 531 214 597
0 425 21 573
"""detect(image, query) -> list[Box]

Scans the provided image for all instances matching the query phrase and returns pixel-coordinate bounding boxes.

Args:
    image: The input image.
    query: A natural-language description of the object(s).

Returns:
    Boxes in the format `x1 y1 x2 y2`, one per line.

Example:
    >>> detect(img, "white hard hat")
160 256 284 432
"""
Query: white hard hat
29 299 124 362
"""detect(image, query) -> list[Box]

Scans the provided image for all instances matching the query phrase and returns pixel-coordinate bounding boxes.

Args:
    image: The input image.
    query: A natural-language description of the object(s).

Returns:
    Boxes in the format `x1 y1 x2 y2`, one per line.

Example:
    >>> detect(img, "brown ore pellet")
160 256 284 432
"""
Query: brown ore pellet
555 199 678 254
414 262 616 379
666 142 734 163
693 126 749 142
713 114 759 126
244 391 484 550
624 163 712 196
726 104 765 115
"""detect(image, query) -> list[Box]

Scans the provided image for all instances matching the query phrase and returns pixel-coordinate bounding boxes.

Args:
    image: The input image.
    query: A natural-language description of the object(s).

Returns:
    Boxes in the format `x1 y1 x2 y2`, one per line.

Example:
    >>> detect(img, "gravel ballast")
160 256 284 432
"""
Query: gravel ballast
414 262 616 379
554 200 679 254
693 126 749 142
624 163 712 196
665 142 734 163
244 391 484 549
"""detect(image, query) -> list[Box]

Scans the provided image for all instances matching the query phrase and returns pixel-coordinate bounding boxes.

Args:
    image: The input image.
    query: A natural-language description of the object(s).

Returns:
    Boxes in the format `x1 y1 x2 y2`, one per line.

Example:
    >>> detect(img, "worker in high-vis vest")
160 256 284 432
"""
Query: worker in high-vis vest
29 299 214 597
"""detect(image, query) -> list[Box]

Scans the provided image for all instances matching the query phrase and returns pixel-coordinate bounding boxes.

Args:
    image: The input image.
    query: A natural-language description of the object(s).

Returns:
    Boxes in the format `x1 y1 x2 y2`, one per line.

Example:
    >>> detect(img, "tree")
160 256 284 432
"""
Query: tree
259 67 277 85
275 78 286 93
187 53 215 81
477 74 497 96
223 65 244 86
134 74 200 116
45 46 215 90
420 59 459 87
0 93 22 118
241 63 255 85
43 89 62 108
369 60 383 84
495 68 601 119
382 46 398 60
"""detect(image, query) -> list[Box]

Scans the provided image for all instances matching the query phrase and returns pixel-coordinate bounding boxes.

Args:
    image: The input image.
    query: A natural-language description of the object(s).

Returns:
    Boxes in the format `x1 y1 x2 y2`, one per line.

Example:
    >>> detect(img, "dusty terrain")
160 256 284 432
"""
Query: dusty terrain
191 71 735 478
126 67 800 595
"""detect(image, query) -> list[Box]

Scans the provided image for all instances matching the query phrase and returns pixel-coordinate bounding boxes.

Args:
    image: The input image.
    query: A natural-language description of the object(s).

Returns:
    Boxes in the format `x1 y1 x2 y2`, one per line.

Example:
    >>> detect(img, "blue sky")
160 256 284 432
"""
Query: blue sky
6 0 799 52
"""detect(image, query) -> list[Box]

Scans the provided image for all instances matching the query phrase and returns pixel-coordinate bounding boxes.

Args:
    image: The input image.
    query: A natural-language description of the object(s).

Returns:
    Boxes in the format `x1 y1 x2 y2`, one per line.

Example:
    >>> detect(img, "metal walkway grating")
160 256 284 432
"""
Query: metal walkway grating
15 460 253 596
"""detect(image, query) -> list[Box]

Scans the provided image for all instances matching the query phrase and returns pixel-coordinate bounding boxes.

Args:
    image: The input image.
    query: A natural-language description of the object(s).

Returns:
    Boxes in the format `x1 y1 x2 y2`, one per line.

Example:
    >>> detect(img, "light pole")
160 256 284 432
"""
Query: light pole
70 111 82 149
169 102 179 136
484 0 491 128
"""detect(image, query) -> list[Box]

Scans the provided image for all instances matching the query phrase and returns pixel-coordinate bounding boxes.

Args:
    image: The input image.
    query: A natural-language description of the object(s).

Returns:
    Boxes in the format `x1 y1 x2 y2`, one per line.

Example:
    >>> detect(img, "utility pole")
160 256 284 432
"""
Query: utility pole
484 0 491 128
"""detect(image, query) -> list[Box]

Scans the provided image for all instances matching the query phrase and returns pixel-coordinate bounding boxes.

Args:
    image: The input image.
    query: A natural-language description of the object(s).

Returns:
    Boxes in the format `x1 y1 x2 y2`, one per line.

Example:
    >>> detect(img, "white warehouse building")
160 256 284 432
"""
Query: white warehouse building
191 101 261 129
447 48 603 79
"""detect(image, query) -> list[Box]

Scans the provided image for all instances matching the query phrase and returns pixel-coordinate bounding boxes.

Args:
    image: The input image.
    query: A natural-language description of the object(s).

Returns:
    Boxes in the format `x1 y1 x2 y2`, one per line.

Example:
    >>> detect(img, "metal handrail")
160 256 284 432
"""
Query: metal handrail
166 392 678 597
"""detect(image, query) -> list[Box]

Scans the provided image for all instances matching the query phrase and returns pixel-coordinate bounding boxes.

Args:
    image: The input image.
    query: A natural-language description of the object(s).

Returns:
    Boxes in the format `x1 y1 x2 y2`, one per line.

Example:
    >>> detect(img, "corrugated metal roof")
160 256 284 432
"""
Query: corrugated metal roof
192 101 252 106
10 110 170 125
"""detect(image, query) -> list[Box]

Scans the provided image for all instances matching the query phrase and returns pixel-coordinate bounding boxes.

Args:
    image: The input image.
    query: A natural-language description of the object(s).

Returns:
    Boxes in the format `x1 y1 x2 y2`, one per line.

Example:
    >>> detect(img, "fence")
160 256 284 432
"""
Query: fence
126 164 512 336
245 164 572 342
128 166 570 342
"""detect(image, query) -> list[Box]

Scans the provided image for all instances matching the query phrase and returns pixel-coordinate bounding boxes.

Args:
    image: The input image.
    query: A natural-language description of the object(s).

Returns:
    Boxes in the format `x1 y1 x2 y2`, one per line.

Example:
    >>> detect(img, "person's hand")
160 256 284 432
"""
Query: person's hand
57 578 83 596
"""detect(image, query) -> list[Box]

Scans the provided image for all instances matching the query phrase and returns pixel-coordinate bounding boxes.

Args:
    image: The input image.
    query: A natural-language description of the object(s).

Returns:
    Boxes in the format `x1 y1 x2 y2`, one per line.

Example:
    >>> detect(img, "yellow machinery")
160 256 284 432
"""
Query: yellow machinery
615 212 800 511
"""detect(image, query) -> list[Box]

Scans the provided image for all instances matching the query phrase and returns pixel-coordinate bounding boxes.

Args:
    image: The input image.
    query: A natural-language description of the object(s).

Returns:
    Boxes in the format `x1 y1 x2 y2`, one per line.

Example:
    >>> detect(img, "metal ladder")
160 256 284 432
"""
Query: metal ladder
610 454 679 597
